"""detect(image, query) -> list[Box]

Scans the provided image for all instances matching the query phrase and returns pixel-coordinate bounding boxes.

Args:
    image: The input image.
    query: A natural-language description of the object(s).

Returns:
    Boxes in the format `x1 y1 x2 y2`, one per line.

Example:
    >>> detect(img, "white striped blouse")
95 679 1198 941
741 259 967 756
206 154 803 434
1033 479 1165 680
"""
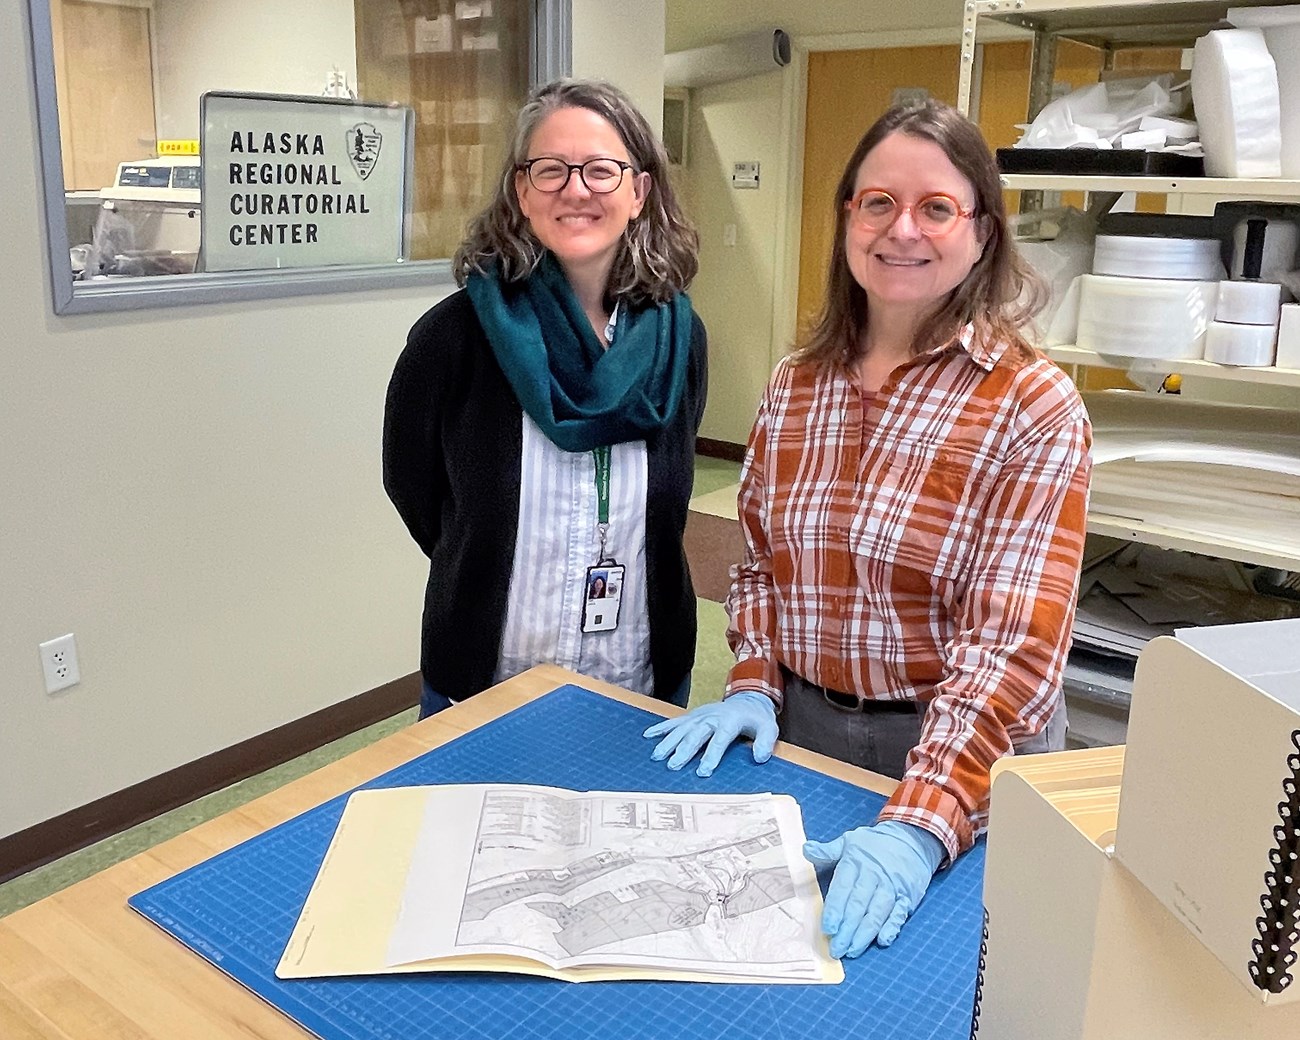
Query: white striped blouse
492 412 654 695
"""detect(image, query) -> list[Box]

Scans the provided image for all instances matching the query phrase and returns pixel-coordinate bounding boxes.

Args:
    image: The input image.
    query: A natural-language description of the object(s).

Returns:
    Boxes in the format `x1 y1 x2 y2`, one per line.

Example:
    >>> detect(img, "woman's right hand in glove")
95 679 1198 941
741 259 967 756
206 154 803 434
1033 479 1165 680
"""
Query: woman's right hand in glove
642 692 778 777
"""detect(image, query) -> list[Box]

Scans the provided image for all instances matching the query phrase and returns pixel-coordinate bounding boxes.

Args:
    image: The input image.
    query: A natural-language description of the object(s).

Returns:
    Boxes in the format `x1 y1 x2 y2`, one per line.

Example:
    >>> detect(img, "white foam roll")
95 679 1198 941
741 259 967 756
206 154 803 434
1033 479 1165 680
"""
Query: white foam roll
1277 303 1300 369
1215 279 1282 325
1076 274 1217 360
1191 29 1282 178
1204 319 1278 366
1092 235 1225 280
1229 7 1300 177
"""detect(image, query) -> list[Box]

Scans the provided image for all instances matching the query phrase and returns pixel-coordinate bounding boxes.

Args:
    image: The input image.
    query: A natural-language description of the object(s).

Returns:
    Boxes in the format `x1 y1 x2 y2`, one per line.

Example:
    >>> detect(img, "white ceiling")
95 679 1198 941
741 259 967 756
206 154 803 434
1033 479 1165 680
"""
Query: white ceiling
665 0 967 52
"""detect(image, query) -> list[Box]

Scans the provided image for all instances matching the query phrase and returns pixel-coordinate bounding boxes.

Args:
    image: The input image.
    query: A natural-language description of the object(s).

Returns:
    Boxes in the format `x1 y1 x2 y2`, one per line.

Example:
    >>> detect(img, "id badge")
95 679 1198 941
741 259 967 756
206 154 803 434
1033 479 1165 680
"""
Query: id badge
582 563 625 633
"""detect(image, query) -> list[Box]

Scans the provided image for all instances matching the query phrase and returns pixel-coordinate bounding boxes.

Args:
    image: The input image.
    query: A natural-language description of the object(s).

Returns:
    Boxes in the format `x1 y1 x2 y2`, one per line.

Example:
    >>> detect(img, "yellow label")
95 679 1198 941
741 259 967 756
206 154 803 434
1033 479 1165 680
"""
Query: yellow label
156 139 200 155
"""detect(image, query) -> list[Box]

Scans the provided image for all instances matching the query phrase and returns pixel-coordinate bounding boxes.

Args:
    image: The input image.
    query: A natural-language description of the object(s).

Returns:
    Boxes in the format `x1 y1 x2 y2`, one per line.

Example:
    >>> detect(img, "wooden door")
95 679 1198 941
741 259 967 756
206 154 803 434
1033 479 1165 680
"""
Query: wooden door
53 0 158 191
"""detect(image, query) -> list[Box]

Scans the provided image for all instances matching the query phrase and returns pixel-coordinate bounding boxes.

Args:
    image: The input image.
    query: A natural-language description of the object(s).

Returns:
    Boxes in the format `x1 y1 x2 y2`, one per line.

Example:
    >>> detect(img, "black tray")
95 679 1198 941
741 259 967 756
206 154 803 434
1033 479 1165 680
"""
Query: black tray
997 147 1205 178
1095 212 1217 238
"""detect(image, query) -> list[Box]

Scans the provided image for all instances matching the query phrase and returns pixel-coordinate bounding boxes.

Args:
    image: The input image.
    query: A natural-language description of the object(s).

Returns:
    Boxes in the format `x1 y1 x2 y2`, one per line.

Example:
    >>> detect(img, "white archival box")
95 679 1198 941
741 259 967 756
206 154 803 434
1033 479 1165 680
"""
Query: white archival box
1115 620 1300 1006
976 619 1300 1038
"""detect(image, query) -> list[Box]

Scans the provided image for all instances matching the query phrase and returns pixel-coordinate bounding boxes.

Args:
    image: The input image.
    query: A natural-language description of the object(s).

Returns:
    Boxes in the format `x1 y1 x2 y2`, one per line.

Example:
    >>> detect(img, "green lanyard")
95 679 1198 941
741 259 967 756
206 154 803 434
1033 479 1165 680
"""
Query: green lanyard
593 446 612 562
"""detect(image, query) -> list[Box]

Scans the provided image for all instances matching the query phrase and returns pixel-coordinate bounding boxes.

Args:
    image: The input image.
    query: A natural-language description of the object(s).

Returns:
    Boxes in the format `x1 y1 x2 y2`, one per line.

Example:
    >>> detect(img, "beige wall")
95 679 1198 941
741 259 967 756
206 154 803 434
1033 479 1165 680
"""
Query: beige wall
3 0 672 844
572 0 665 135
682 71 787 445
680 26 998 447
4 0 438 842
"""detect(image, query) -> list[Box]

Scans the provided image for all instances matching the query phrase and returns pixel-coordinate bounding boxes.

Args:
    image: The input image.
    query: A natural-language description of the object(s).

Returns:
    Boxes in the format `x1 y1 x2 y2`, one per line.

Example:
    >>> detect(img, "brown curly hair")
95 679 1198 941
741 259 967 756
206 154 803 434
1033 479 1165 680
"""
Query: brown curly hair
453 79 699 306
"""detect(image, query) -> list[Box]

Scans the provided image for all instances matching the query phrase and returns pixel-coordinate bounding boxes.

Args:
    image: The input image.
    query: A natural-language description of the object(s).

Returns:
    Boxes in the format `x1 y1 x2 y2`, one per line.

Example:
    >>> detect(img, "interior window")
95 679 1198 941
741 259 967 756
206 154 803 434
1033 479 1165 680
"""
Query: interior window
39 0 538 308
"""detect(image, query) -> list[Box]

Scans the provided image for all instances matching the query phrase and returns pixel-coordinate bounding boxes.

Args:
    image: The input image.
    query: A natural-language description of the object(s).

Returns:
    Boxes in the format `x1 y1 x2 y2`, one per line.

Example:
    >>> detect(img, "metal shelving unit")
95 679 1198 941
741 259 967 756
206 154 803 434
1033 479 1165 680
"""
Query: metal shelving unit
1084 512 1300 571
1001 173 1300 197
958 0 1292 115
1045 346 1300 386
959 0 1300 743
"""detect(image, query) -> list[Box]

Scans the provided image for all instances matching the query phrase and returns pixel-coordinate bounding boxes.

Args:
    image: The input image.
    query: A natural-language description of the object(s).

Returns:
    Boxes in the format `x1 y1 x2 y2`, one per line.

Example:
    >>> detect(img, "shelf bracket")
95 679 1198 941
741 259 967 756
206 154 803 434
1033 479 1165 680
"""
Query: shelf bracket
1019 28 1061 215
958 1 980 115
1026 28 1059 121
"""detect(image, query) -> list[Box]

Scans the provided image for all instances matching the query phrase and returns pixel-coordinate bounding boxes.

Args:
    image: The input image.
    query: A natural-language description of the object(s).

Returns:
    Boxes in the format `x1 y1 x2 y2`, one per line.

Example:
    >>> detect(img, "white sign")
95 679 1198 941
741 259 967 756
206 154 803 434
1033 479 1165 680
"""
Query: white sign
732 161 760 189
200 92 412 272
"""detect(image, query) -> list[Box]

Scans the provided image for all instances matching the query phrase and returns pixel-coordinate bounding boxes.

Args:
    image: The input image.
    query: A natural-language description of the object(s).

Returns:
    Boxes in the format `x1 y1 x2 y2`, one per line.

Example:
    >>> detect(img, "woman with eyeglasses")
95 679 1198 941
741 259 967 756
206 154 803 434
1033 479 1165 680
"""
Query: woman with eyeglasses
646 100 1090 958
384 79 705 718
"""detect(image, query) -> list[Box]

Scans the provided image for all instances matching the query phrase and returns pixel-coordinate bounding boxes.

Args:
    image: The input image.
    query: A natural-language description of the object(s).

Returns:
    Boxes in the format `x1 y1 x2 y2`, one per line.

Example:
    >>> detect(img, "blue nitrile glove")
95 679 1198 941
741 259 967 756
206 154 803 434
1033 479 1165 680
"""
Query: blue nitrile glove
804 820 946 959
642 692 778 777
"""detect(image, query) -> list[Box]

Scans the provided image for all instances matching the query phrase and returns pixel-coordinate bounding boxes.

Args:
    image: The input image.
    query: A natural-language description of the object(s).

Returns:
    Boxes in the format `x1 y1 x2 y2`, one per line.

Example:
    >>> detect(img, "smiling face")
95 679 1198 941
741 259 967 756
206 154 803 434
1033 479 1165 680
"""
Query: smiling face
515 105 649 289
845 131 987 331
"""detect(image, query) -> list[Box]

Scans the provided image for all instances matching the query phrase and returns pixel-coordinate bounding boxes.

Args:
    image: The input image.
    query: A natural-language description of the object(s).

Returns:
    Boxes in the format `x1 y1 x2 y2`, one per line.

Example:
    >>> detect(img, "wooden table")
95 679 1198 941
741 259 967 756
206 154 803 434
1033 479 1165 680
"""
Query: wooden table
0 665 896 1039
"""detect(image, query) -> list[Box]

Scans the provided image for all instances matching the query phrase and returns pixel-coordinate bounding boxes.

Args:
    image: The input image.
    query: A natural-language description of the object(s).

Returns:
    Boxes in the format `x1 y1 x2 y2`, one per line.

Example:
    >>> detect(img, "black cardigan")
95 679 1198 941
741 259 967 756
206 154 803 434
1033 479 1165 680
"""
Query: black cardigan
383 289 708 701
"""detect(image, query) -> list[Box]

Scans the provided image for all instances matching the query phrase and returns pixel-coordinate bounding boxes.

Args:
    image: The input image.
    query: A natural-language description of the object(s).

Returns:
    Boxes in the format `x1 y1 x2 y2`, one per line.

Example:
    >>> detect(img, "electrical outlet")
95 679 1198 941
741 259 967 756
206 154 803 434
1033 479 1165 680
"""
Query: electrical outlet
39 633 81 693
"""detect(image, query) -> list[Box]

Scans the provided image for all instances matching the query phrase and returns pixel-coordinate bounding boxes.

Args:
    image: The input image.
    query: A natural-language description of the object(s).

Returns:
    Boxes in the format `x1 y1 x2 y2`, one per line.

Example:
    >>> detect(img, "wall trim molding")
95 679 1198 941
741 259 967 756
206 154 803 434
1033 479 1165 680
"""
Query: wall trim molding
697 437 746 463
0 672 421 885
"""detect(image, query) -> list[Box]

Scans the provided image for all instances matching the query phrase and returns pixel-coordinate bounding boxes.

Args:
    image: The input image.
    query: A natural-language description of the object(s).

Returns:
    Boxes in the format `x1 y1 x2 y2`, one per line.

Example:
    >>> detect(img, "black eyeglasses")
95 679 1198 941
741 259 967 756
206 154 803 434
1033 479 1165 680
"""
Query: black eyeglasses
518 157 635 194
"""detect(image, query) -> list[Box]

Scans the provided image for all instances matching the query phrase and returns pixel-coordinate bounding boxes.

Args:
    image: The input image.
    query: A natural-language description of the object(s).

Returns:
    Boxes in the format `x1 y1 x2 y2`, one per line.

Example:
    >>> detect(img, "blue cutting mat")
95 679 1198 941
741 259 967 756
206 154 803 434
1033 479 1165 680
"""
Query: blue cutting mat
130 685 984 1040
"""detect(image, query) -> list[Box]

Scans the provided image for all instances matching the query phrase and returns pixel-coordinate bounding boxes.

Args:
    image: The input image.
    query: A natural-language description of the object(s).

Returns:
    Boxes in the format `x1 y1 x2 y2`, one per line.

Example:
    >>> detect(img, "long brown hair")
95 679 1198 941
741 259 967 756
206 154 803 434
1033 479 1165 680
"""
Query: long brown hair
453 79 699 305
792 99 1045 368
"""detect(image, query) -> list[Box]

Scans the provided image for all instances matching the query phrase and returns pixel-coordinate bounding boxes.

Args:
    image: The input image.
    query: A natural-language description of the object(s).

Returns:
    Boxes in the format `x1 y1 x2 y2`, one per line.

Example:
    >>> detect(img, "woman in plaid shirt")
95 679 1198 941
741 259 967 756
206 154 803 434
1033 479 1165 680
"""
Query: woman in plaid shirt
646 100 1090 959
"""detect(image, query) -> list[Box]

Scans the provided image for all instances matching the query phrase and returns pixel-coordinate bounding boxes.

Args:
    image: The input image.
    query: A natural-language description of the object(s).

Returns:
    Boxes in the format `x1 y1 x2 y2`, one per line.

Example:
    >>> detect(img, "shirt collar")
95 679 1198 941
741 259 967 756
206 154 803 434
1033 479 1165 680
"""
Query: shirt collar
604 299 621 344
926 323 1005 372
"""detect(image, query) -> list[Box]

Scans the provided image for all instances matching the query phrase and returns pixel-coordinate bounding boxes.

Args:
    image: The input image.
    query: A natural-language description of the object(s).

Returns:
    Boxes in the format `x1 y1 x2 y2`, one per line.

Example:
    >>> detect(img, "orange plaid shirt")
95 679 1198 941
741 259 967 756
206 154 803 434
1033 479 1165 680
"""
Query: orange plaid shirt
725 329 1091 860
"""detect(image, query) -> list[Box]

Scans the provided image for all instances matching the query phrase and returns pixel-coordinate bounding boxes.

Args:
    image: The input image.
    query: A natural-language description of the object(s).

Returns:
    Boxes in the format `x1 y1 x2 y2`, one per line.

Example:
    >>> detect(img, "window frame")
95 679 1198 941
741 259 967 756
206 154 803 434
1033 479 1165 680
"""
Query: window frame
25 0 572 315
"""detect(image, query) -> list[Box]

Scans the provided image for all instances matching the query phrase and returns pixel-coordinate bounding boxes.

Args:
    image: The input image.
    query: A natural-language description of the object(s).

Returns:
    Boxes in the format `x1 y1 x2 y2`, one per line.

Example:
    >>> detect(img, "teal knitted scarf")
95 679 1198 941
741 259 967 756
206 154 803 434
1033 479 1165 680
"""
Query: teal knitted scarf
465 255 692 453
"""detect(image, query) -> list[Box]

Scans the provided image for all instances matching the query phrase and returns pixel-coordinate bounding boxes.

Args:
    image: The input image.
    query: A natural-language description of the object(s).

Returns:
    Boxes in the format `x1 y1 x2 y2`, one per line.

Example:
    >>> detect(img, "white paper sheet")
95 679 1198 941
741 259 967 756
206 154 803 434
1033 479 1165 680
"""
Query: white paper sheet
384 785 829 981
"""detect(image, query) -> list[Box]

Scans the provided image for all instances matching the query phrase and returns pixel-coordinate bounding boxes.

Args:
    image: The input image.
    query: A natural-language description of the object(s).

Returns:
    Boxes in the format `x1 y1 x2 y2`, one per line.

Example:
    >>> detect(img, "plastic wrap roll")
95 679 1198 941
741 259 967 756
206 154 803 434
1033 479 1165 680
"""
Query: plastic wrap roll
1215 279 1282 325
1228 7 1300 177
1204 319 1277 365
1092 235 1226 280
1076 274 1217 359
1191 29 1282 178
1276 303 1300 368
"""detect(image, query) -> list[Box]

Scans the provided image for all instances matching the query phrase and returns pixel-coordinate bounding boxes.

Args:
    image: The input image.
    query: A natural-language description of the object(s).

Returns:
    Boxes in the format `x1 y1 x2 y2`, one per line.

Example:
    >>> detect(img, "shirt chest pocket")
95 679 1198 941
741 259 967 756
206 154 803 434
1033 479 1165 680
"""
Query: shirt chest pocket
852 438 998 590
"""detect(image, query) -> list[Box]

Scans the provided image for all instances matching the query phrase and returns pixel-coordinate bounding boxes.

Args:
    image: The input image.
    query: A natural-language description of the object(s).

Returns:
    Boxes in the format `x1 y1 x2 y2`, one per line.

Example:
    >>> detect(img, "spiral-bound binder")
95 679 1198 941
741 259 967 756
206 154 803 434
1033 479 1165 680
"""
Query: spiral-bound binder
969 908 989 1039
1249 730 1300 994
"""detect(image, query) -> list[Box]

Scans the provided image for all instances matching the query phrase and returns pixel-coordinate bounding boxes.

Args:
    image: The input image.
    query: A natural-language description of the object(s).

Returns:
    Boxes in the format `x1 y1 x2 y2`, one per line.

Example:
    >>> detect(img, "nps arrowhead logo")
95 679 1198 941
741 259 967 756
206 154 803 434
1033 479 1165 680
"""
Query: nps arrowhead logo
346 122 382 180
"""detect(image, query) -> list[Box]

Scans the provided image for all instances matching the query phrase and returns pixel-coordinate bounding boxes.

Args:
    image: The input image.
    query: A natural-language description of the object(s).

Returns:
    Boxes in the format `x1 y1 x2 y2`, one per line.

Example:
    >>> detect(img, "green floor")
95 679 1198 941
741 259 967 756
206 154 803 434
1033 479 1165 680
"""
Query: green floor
691 454 741 498
0 456 740 918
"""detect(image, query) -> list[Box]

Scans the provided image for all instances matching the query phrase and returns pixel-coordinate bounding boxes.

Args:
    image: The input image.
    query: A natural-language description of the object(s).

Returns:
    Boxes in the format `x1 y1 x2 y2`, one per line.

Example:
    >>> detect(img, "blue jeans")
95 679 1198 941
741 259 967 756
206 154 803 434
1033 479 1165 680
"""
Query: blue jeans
419 680 455 720
420 672 691 719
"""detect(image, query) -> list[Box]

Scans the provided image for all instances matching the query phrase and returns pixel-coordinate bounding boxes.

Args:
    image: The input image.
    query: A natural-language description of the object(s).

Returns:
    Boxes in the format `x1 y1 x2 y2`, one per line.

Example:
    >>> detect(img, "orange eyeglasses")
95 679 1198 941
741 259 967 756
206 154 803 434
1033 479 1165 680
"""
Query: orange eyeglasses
845 188 976 237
